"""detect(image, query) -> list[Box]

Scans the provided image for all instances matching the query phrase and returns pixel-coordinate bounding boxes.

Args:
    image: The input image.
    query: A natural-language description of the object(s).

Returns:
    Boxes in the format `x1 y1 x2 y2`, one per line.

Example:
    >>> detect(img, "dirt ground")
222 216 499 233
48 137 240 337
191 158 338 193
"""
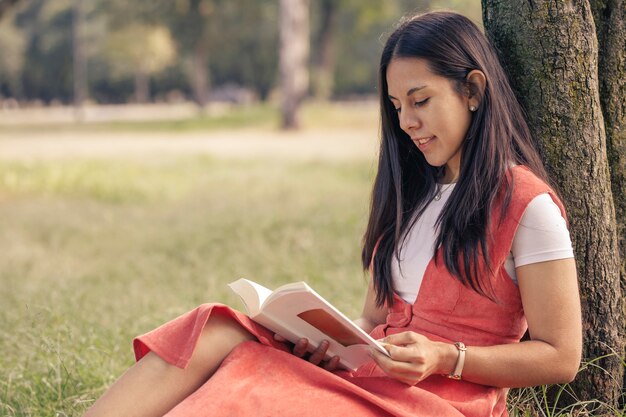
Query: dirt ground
0 103 380 162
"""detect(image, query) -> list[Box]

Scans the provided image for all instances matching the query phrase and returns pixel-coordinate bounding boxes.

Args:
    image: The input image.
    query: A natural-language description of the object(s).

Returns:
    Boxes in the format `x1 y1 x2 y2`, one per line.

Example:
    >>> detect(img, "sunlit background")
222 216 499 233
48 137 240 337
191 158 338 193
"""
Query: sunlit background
0 1 488 416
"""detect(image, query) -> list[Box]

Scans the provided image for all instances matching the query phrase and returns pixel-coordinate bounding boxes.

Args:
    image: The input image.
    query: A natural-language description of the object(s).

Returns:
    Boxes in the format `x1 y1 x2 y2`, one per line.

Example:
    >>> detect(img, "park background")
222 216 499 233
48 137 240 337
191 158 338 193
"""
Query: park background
0 1 623 416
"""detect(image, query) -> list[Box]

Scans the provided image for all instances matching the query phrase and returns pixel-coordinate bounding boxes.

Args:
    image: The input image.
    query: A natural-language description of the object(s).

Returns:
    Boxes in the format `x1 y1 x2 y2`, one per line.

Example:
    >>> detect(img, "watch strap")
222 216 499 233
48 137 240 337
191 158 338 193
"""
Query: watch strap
447 341 467 380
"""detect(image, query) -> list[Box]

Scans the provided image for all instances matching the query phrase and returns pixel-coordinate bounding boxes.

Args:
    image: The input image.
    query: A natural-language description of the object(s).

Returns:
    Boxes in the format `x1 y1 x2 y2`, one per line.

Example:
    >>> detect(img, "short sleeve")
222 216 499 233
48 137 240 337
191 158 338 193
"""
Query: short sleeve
511 193 574 268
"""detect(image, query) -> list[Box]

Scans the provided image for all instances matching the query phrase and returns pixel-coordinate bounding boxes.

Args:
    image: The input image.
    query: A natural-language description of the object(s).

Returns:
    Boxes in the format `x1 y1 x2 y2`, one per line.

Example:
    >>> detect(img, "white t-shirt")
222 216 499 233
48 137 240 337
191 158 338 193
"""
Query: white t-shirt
391 184 574 304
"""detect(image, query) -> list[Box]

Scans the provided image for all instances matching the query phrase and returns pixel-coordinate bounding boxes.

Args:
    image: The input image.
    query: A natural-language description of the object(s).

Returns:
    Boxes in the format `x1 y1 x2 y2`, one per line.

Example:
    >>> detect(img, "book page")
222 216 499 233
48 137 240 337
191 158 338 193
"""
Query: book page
228 278 273 316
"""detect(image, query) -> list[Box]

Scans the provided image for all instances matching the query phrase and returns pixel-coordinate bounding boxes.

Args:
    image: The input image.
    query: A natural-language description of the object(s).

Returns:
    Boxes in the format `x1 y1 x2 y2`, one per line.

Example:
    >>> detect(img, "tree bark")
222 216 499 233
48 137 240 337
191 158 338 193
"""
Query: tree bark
312 0 337 101
279 0 310 129
482 0 624 409
589 0 626 356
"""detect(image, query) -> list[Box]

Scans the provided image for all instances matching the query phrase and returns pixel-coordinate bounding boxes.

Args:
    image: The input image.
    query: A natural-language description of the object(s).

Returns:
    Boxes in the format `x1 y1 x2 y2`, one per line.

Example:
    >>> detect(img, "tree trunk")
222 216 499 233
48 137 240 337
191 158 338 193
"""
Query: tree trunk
482 0 624 409
190 42 209 108
72 0 87 121
589 0 626 374
279 0 310 129
312 0 337 101
134 70 149 103
190 0 211 110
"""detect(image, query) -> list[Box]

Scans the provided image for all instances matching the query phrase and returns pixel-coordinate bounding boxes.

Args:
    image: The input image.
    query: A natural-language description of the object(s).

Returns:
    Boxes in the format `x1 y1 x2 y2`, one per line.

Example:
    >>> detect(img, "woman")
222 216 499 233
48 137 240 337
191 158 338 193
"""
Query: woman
85 11 581 417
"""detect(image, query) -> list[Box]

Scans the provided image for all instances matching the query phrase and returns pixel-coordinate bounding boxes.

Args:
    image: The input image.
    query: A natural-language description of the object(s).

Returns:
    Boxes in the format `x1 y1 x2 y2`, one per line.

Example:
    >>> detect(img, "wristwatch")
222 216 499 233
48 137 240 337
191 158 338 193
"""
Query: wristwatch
446 342 467 380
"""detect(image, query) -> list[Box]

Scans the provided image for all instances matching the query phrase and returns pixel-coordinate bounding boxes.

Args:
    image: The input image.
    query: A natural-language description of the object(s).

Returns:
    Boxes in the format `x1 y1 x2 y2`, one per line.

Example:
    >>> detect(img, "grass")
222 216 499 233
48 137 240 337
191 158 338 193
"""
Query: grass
0 154 376 416
509 365 626 416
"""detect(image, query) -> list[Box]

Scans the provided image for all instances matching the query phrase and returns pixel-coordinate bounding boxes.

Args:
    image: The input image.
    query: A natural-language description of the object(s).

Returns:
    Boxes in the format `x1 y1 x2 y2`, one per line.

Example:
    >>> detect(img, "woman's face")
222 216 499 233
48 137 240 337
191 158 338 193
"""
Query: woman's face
386 57 472 183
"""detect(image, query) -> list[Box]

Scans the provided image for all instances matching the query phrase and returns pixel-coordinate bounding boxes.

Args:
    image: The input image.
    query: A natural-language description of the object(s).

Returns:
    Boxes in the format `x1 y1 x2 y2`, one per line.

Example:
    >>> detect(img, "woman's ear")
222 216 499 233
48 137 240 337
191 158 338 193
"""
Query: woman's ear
466 70 486 111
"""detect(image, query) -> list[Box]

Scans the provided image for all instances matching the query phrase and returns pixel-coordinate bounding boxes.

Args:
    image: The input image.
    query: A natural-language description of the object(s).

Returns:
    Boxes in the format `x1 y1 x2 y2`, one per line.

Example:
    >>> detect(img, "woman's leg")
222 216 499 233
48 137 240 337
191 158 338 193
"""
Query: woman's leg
83 313 255 417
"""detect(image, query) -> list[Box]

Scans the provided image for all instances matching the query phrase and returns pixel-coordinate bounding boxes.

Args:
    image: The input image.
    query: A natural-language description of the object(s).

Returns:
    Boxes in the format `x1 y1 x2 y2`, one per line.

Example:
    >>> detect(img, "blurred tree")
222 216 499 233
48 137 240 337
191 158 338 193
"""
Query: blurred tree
0 0 482 104
0 0 20 18
226 1 279 101
104 24 176 103
0 8 26 98
163 0 212 107
91 0 175 103
330 0 433 98
73 0 87 116
279 0 309 128
16 0 75 102
311 0 338 101
4 0 103 103
152 0 279 105
432 0 481 25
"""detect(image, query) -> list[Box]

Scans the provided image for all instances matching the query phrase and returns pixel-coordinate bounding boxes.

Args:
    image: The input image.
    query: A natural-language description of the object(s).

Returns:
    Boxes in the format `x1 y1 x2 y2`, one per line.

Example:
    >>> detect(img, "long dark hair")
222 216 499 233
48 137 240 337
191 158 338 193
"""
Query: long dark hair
362 11 550 307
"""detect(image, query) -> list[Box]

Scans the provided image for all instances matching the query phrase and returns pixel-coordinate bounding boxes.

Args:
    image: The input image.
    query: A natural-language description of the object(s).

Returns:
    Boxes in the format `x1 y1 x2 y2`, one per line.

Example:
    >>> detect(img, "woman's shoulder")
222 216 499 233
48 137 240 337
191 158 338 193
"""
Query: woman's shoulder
501 165 567 219
509 165 550 189
507 165 556 200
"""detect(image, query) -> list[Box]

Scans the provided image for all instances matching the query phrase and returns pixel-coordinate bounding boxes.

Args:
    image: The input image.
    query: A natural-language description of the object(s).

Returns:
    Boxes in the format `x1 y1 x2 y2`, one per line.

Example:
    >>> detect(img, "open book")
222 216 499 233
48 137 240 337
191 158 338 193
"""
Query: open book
228 278 389 371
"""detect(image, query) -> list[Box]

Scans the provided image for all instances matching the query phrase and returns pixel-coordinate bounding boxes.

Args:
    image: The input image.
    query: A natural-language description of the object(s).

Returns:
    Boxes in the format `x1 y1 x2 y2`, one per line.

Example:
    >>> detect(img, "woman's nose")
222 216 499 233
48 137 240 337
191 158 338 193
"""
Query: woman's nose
399 109 421 133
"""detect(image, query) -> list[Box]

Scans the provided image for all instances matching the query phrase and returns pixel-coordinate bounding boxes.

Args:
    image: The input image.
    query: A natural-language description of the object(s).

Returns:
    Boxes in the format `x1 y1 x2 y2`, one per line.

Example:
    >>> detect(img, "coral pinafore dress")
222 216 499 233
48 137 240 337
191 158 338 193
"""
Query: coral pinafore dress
133 166 566 417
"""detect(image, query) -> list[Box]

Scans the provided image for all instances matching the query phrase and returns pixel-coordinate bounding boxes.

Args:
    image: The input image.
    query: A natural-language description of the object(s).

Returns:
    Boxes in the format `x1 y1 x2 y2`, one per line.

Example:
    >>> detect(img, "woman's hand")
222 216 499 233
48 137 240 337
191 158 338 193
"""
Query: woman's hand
370 331 457 385
273 334 341 371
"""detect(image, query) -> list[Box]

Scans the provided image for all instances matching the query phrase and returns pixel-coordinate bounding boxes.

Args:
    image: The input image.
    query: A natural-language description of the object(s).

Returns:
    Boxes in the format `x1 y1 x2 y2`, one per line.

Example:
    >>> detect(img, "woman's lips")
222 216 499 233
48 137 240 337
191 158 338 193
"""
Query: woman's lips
413 136 435 151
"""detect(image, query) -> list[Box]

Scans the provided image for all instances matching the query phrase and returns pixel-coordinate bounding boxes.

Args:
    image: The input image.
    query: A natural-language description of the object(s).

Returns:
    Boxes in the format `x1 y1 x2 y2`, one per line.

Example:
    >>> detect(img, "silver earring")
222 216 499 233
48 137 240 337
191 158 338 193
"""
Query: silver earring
469 105 477 112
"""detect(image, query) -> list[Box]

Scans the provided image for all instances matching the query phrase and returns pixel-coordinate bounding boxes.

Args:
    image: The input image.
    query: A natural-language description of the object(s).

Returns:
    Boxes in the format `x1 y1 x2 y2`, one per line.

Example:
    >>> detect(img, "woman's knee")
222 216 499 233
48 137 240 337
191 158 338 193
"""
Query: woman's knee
202 313 254 341
191 313 255 367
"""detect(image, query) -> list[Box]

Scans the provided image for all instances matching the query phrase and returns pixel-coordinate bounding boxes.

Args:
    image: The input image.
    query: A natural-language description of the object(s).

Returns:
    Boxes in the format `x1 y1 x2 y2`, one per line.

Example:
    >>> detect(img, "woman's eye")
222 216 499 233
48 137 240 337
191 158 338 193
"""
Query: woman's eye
393 98 428 113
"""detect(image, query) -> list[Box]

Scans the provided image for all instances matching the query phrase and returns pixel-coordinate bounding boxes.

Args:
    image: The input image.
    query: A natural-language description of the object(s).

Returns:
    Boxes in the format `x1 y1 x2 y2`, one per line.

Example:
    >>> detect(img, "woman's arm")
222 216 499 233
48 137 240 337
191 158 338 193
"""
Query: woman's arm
371 258 582 387
462 258 581 386
354 277 389 333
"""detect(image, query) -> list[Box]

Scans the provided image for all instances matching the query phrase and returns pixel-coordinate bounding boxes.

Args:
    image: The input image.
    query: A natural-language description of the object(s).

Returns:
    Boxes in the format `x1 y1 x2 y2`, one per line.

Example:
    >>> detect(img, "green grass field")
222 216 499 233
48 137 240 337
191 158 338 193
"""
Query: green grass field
0 153 377 415
0 103 621 416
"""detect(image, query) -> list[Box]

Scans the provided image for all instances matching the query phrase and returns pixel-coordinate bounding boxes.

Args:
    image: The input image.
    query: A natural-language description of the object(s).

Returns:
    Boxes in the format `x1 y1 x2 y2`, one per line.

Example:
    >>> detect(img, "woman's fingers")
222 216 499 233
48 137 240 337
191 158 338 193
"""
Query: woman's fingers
307 340 329 365
379 331 423 346
370 349 423 385
274 335 337 369
324 355 341 371
292 338 309 357
384 343 426 363
371 332 437 386
371 349 415 374
273 333 287 342
374 332 435 382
